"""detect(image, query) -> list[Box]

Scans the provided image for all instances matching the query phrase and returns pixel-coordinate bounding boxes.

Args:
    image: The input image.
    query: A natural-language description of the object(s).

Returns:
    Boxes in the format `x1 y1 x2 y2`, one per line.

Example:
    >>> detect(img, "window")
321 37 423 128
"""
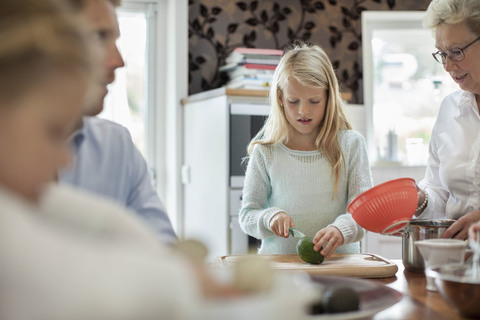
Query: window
100 5 149 155
362 11 457 166
99 1 163 189
97 0 189 234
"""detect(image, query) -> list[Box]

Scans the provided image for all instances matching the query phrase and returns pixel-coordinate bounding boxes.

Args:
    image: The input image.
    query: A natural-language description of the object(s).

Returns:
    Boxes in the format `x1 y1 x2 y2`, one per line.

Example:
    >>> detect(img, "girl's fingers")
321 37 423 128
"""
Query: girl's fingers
270 214 294 238
313 230 324 244
321 240 338 257
283 220 290 237
313 236 326 252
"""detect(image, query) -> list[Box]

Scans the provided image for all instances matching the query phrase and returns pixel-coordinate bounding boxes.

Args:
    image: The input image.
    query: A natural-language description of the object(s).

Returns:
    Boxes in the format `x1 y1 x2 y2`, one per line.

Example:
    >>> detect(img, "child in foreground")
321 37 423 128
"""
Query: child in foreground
0 0 212 318
239 42 372 258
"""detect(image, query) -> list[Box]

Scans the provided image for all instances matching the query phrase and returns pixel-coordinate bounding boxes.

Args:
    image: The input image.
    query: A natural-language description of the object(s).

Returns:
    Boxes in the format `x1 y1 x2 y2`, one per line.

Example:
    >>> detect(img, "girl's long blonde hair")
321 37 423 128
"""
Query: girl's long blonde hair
247 42 352 196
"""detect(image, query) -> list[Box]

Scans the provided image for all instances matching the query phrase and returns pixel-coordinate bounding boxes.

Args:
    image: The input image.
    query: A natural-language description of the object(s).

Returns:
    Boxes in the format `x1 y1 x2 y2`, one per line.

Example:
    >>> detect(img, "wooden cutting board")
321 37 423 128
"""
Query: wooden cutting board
214 253 398 278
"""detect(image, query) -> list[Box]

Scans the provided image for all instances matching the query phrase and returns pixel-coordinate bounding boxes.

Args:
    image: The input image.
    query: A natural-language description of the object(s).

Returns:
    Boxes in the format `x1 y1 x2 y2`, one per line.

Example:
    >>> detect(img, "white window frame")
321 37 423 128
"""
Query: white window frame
118 0 188 236
362 11 427 164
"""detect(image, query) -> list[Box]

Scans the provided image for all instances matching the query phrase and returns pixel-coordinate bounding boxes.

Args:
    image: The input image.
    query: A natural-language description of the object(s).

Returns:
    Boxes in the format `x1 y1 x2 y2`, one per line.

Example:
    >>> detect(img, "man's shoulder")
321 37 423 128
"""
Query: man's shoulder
82 117 134 147
83 117 130 135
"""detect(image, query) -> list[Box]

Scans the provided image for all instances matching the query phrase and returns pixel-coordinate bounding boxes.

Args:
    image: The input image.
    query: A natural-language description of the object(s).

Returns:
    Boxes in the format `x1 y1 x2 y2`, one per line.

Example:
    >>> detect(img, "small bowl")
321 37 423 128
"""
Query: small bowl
431 263 480 318
415 239 468 291
415 239 468 266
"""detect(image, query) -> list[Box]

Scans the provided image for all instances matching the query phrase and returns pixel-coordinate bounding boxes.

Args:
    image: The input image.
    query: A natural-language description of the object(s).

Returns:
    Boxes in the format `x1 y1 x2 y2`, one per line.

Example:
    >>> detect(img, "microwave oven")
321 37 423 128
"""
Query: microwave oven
229 103 270 188
229 102 269 253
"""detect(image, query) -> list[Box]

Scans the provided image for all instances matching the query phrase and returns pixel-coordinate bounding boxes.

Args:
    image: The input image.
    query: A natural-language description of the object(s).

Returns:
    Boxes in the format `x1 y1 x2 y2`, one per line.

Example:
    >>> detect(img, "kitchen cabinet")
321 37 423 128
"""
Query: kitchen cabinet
182 87 270 259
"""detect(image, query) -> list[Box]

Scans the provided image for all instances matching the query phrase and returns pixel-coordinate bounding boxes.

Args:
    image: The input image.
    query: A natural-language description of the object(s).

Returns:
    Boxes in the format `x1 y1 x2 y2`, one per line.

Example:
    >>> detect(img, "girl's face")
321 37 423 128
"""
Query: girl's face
0 74 86 202
435 22 480 96
281 77 328 149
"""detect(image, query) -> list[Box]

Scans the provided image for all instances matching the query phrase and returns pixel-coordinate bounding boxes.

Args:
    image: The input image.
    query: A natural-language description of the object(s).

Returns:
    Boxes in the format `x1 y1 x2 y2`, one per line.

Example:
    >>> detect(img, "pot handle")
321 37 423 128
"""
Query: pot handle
381 219 410 236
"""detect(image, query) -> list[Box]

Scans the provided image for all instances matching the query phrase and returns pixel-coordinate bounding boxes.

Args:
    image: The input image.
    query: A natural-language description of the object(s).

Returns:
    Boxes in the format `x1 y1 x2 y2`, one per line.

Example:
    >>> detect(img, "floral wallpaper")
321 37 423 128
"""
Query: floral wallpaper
188 0 431 103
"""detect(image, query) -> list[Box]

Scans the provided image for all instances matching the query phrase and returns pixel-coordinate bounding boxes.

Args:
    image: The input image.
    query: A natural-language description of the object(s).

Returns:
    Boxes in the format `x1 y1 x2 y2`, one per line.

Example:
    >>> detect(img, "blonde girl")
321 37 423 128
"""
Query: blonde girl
239 42 372 257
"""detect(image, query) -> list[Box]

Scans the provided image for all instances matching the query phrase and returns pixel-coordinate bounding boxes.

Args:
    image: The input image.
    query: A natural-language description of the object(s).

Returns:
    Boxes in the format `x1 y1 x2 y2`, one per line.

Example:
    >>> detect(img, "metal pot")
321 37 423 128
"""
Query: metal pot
401 219 456 273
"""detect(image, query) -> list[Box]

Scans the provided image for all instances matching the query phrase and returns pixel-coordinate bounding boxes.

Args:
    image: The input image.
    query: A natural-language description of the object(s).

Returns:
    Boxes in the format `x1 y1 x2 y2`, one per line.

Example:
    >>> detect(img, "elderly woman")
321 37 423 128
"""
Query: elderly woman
415 0 480 240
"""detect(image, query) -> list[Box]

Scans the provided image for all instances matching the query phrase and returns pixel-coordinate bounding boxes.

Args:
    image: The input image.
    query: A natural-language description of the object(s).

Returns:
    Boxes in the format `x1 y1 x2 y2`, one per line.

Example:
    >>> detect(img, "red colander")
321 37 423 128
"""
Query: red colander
347 178 418 235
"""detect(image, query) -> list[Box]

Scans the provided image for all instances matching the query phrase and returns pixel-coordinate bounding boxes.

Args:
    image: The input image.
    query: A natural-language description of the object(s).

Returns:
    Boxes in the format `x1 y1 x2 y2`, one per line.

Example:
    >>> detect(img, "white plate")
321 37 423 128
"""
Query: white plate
306 275 402 320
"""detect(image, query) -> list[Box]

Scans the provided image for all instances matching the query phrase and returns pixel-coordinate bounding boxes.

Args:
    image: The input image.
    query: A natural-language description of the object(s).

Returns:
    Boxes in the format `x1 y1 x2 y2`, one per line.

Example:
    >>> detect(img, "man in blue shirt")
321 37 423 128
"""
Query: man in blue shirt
59 0 177 244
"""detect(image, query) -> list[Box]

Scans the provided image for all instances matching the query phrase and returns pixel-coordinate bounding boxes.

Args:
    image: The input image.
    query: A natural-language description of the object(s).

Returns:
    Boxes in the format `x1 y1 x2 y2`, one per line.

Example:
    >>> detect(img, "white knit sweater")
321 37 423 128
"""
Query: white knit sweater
239 130 372 254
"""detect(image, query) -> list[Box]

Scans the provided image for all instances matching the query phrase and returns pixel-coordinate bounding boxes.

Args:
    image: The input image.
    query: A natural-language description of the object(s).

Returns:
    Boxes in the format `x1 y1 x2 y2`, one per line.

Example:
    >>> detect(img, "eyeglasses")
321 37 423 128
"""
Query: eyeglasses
432 36 480 65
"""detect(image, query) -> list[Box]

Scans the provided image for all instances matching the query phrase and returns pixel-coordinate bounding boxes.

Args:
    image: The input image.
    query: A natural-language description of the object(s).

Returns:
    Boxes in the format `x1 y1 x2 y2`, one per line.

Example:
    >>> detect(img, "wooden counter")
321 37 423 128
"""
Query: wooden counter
211 256 462 319
372 260 462 320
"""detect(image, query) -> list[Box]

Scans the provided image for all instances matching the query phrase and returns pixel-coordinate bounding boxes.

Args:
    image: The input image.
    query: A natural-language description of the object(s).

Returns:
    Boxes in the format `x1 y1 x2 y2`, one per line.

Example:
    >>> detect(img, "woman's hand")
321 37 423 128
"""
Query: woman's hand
269 212 294 238
442 210 480 240
468 220 480 241
312 226 344 258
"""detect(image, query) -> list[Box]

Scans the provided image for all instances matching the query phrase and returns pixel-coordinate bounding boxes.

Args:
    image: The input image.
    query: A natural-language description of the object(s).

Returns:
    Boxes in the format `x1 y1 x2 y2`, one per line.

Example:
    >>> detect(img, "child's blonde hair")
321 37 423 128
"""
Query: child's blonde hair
248 42 352 196
0 0 95 104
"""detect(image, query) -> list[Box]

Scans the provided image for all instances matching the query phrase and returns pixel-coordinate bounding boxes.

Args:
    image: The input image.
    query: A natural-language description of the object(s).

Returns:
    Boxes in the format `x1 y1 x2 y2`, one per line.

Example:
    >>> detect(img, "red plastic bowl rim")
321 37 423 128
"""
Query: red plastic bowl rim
347 177 417 212
347 177 417 234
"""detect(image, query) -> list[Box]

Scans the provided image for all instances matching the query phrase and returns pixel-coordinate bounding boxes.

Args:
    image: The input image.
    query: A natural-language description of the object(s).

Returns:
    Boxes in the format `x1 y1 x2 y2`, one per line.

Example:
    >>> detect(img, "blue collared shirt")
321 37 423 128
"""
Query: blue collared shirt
58 116 177 244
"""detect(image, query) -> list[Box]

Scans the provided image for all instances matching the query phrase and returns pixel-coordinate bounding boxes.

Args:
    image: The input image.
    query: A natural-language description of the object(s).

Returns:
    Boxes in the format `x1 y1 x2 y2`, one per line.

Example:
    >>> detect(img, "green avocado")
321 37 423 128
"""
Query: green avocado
308 286 360 315
322 286 360 313
296 237 325 265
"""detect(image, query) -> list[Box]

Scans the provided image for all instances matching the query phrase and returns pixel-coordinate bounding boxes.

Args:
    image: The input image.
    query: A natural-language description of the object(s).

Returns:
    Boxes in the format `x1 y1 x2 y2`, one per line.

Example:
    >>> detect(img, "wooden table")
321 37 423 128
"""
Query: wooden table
213 255 464 319
372 260 462 320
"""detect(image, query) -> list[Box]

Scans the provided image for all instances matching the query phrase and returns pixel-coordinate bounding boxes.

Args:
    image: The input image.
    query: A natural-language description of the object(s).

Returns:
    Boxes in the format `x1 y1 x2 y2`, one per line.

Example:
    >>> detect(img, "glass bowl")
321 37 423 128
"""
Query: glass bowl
431 262 480 318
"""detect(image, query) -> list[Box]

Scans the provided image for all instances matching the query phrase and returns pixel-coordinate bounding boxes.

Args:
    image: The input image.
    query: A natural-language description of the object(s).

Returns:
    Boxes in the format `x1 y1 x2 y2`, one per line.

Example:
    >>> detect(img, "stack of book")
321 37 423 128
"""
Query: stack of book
220 47 283 90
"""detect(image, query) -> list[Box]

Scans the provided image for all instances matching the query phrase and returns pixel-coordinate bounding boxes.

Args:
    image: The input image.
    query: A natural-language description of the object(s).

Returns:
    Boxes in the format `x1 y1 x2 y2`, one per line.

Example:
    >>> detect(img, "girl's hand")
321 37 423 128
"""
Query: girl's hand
312 226 344 258
269 212 294 238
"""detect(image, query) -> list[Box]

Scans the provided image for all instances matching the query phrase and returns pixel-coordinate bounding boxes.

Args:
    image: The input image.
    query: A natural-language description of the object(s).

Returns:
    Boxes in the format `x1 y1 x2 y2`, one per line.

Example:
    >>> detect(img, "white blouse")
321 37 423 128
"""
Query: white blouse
419 90 480 219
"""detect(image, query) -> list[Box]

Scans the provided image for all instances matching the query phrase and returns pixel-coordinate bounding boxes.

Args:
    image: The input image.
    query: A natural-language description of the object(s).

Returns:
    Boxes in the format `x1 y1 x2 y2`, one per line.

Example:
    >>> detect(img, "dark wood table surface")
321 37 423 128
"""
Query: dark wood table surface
371 260 463 320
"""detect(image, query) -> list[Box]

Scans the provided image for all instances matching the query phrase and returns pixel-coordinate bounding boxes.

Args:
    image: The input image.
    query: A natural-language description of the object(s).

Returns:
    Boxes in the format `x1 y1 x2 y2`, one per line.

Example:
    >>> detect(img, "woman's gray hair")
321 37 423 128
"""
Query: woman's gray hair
424 0 480 36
